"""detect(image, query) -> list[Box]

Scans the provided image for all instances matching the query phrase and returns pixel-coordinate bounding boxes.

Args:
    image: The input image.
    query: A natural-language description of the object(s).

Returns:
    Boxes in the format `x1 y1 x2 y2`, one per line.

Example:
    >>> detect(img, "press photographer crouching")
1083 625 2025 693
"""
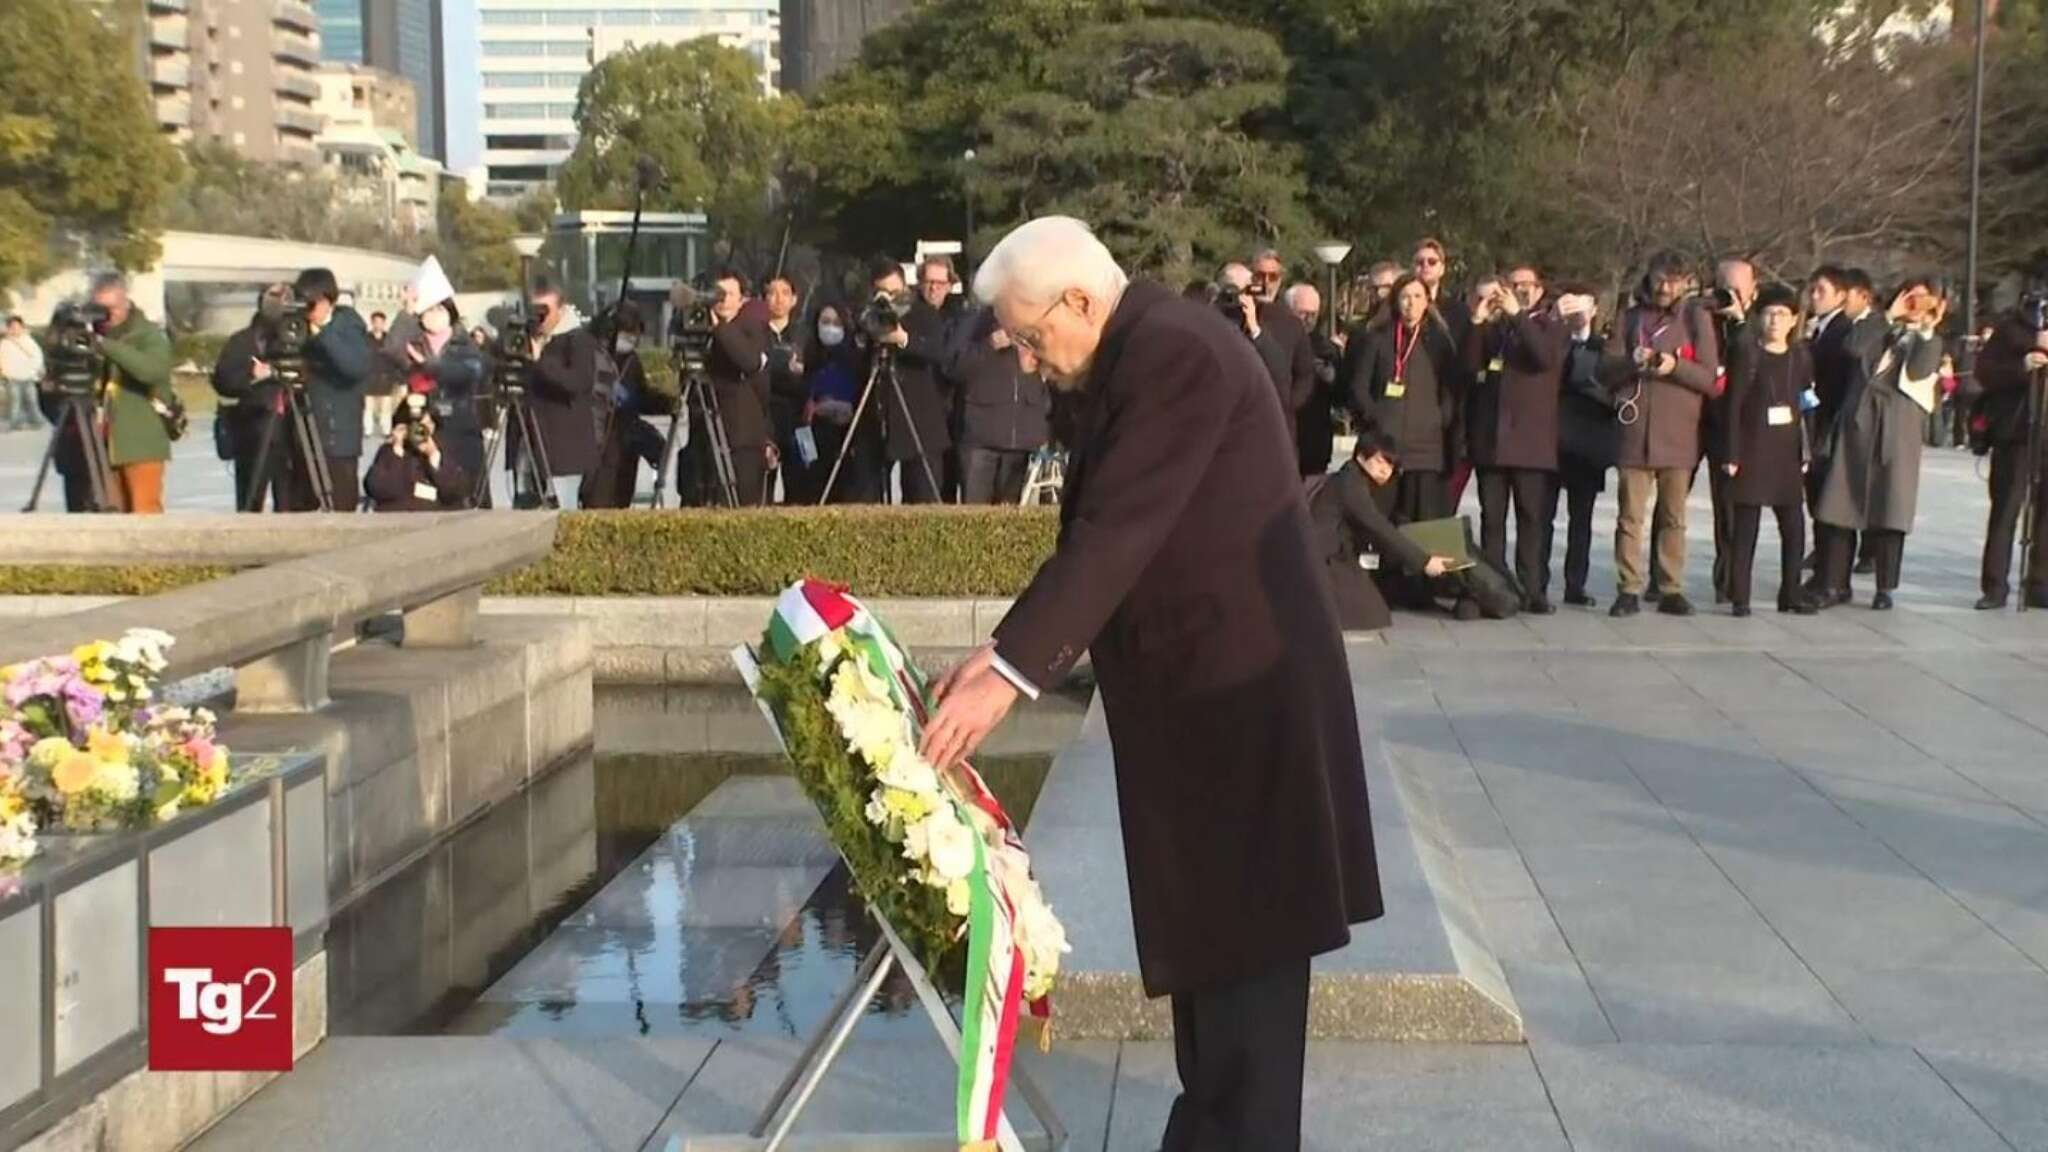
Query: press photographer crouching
365 393 470 511
36 274 176 514
290 267 375 512
1971 288 2048 610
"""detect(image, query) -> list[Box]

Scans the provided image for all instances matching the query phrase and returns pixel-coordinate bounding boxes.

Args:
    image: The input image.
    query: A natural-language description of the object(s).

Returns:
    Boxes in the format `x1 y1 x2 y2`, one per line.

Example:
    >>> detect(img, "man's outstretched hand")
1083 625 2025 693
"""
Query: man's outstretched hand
920 643 1021 771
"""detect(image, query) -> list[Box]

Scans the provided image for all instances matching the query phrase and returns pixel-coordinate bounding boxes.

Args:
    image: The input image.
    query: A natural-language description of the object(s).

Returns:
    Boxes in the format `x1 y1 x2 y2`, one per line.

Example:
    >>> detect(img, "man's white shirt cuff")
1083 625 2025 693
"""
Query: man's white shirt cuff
988 651 1041 700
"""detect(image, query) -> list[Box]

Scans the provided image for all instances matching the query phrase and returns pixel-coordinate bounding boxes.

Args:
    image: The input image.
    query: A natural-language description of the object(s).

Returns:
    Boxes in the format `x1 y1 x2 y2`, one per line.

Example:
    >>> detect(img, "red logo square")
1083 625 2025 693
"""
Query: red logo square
148 927 294 1072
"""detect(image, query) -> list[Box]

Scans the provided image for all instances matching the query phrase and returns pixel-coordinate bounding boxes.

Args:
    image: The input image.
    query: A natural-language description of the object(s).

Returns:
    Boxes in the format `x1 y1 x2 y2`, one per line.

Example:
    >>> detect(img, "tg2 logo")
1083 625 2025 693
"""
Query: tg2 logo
148 927 294 1071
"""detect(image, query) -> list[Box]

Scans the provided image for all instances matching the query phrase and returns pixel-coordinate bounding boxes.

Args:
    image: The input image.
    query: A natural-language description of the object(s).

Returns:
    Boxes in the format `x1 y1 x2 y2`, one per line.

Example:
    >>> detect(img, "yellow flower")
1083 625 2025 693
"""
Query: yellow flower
29 737 74 769
52 751 99 796
86 727 130 766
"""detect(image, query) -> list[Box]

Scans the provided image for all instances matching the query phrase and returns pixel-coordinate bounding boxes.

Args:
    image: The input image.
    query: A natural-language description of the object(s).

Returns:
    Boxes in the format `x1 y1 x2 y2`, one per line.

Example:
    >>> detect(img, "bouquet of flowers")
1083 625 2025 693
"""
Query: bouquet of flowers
0 629 233 865
738 580 1067 1149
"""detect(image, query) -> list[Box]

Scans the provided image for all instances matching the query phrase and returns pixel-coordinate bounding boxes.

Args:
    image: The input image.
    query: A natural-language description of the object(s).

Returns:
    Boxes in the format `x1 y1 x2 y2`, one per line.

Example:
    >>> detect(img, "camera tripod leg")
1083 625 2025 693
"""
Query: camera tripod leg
883 360 943 504
80 398 116 512
508 396 560 509
650 410 685 508
475 405 509 508
816 360 883 507
21 399 72 513
290 391 336 512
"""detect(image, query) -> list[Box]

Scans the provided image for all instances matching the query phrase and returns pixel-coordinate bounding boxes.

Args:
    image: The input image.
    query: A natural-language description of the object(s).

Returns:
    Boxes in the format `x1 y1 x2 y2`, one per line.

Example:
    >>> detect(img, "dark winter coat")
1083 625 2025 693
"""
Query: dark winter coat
882 297 955 463
1308 462 1430 632
950 309 1049 453
1724 343 1812 508
991 279 1383 998
406 329 490 484
304 306 375 460
364 436 471 511
708 301 774 450
526 320 603 476
1815 325 1943 533
1298 331 1342 475
1970 314 2044 450
1558 331 1623 472
1253 299 1317 416
1343 319 1462 473
1613 302 1721 470
1462 310 1567 472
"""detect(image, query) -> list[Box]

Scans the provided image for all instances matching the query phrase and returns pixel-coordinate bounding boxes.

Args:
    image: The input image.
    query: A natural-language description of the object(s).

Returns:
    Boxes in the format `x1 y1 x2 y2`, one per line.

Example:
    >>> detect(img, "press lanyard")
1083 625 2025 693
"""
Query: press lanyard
1394 323 1420 382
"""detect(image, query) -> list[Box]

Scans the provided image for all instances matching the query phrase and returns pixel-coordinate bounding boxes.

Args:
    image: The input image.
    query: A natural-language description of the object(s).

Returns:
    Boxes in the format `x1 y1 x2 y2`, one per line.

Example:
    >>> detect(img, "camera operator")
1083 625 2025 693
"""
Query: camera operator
365 394 470 511
949 305 1048 504
1704 257 1760 604
1286 283 1342 476
520 273 602 508
289 268 375 512
866 257 955 503
210 284 297 511
402 295 489 498
1464 263 1567 612
1218 262 1315 422
3 315 44 432
1609 251 1722 617
704 269 778 505
54 274 175 513
580 301 661 509
1970 291 2048 610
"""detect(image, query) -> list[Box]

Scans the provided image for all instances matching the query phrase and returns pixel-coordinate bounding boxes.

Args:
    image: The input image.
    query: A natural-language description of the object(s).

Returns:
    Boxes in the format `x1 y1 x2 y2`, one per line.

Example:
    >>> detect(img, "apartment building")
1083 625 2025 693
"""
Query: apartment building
141 0 324 166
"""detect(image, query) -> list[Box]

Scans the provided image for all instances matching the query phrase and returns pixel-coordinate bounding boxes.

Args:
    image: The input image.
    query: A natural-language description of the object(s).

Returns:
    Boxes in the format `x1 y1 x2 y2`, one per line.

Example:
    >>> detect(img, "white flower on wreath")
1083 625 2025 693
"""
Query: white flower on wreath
921 812 977 882
115 629 174 673
946 876 973 917
873 749 938 797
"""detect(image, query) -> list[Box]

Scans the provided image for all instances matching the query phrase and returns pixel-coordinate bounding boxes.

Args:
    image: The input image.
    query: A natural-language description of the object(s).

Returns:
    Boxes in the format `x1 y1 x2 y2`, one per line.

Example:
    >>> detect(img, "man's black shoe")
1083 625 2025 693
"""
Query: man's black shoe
1658 593 1696 617
1871 591 1894 611
1610 593 1641 618
1779 595 1819 616
1525 596 1556 616
1731 604 1752 618
1975 593 2009 611
2027 591 2048 611
1644 585 1663 603
1564 590 1597 608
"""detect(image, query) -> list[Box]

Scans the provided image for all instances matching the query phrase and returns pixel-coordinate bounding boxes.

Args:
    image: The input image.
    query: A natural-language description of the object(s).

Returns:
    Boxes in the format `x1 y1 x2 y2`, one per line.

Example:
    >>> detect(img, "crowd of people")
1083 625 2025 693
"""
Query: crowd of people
6 234 2046 616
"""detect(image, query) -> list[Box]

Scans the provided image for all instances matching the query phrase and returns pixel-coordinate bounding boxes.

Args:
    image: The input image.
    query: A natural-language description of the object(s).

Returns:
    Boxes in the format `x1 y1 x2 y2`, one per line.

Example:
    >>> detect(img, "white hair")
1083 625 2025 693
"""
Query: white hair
1285 282 1320 310
973 216 1128 309
1219 263 1252 289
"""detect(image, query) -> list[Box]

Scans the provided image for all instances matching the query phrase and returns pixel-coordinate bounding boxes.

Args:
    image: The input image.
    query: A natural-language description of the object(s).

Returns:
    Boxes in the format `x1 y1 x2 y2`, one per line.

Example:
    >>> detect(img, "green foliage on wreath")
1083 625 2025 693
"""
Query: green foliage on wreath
753 639 965 985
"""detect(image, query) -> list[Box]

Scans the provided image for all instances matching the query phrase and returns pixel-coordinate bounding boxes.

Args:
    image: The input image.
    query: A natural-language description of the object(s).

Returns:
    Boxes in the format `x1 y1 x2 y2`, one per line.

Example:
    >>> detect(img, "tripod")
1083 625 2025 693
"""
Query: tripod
816 347 942 505
242 385 335 513
22 391 115 513
476 387 559 509
2020 366 2045 612
669 370 740 508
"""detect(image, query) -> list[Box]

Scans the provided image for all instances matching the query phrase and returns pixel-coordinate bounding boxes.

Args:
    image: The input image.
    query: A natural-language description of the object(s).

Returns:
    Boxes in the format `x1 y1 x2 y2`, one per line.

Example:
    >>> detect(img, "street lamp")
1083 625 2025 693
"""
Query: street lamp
1313 241 1353 338
1963 0 1989 355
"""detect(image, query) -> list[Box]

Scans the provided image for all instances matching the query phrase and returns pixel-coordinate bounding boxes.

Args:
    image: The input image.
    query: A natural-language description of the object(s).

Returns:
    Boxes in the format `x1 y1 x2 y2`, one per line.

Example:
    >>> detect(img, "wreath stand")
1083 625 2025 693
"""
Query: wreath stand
674 905 1067 1152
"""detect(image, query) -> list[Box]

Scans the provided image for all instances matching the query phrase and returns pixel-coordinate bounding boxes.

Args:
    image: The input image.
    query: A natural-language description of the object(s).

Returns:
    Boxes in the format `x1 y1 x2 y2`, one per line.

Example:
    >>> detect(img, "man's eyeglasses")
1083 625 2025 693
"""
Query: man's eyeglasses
1011 296 1070 353
1252 269 1284 284
1416 256 1444 268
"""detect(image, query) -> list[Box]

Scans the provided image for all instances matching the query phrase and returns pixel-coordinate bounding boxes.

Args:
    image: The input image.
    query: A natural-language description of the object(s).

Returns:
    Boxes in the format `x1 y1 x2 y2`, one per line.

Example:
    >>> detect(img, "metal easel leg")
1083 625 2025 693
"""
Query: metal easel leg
751 940 895 1149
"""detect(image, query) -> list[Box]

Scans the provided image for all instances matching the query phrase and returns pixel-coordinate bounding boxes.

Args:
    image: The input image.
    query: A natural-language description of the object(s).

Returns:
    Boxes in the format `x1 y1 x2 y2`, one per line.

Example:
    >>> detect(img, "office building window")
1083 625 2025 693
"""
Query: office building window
480 9 546 24
483 71 548 88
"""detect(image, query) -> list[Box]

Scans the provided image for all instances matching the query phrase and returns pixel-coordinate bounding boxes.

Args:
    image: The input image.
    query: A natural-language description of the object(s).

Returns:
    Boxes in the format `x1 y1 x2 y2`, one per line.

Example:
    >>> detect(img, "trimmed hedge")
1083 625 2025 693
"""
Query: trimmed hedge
0 508 1058 599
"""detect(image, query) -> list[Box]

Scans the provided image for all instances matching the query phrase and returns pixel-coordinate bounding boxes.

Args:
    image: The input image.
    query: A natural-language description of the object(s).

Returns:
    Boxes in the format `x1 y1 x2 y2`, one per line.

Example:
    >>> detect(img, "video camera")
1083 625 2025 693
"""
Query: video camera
669 283 715 376
1214 281 1252 329
254 297 312 389
2021 291 2048 334
44 302 110 396
492 310 538 396
859 289 907 344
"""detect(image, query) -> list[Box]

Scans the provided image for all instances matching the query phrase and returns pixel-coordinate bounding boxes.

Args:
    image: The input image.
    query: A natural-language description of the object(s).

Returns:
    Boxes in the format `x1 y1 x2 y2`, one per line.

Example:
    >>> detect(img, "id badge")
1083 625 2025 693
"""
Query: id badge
1385 378 1407 400
1767 405 1794 427
412 482 439 503
794 425 819 466
1359 553 1381 571
1799 387 1821 412
1487 357 1504 374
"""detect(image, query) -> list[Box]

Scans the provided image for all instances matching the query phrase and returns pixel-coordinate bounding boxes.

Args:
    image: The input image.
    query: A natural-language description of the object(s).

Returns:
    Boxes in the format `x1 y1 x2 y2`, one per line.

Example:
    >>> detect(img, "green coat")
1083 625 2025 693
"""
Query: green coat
99 310 174 467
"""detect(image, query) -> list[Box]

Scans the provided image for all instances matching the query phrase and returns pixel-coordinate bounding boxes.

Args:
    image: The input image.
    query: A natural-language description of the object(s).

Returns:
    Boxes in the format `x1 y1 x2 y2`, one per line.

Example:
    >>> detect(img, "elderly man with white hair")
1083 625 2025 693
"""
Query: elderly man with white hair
920 216 1382 1152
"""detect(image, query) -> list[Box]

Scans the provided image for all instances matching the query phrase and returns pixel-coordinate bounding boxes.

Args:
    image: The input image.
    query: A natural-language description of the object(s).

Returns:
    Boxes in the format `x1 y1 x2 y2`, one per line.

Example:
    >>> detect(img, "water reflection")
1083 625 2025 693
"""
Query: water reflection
324 686 1084 1040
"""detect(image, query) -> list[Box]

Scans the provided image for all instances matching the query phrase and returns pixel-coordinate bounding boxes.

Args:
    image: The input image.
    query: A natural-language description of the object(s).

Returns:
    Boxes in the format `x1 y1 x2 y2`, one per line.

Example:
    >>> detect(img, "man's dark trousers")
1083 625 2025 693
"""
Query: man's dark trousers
1982 441 2048 602
1161 958 1310 1152
963 445 1030 505
1478 467 1553 597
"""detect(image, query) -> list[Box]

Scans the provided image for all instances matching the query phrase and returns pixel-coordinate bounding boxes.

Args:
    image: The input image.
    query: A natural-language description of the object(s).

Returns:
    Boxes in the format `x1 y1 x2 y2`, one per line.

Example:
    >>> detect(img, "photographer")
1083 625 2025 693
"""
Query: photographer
764 276 809 500
68 275 175 514
1286 283 1342 476
521 273 602 508
581 301 661 509
401 295 489 497
1608 251 1721 617
210 283 296 511
365 394 470 511
949 305 1048 504
1218 262 1315 420
697 269 778 506
1549 286 1622 608
290 268 375 512
1464 263 1567 612
867 258 953 503
1704 257 1760 603
1970 293 2048 610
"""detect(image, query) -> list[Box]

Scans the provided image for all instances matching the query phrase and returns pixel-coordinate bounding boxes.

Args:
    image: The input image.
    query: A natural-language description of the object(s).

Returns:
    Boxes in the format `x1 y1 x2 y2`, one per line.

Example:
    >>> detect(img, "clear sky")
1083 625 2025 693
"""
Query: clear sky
443 0 481 172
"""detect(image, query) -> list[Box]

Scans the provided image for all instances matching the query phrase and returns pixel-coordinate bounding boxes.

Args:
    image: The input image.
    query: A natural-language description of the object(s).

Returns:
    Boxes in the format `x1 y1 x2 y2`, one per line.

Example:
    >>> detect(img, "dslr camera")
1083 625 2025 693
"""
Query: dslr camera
45 302 110 395
1214 281 1252 330
860 289 906 345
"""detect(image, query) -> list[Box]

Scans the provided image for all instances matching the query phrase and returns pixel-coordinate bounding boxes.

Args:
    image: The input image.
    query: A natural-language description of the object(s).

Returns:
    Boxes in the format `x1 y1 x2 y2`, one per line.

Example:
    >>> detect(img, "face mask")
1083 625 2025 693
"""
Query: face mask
615 336 638 356
420 308 450 336
819 324 845 347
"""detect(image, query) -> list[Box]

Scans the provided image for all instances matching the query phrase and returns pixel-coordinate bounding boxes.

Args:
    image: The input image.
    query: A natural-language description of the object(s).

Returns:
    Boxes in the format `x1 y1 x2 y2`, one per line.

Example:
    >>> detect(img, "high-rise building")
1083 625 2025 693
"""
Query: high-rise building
313 64 443 234
778 0 909 96
312 0 447 160
141 0 325 167
476 0 780 201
